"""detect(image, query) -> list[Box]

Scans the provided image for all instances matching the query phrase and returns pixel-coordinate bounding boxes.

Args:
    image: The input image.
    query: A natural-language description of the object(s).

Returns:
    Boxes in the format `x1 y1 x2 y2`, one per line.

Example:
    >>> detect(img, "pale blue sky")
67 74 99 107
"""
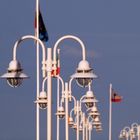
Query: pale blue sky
0 0 140 140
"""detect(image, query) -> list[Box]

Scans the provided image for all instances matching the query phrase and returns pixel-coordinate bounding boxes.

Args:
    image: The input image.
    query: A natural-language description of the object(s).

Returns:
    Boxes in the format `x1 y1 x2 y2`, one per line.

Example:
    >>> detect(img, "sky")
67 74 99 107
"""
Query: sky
0 0 140 140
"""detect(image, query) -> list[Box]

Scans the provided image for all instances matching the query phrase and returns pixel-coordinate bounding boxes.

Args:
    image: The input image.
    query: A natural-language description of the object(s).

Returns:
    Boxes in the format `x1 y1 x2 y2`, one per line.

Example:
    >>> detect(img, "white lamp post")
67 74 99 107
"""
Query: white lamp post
119 123 140 140
0 35 46 140
119 126 135 140
131 123 140 140
72 86 101 140
1 34 98 140
1 35 46 84
79 84 98 110
45 34 97 140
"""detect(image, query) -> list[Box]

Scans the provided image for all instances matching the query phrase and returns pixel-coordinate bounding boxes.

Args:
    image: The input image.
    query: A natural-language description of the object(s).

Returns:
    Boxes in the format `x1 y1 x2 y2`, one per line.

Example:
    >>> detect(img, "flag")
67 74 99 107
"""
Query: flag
35 10 49 42
51 49 60 77
51 67 60 77
111 89 122 102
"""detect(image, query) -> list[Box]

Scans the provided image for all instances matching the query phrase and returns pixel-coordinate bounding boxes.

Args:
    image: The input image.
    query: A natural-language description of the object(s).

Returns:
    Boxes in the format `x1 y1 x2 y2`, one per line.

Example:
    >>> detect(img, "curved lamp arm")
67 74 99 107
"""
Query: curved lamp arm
131 123 140 136
123 126 131 132
56 75 65 104
131 123 139 129
70 108 75 117
42 75 65 92
119 129 128 139
13 35 46 62
42 76 48 91
55 75 65 94
79 95 86 111
123 127 131 137
53 35 86 67
71 95 77 108
68 77 74 96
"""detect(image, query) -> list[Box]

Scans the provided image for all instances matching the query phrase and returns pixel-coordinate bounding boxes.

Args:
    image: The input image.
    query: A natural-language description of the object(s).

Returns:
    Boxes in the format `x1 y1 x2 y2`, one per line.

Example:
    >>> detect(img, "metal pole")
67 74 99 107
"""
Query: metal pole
89 124 92 140
109 83 112 140
82 113 85 140
35 1 40 140
47 48 52 140
57 76 60 140
36 0 40 138
86 122 88 140
65 82 69 140
57 48 60 140
77 101 80 140
130 134 132 140
126 135 129 140
138 126 140 140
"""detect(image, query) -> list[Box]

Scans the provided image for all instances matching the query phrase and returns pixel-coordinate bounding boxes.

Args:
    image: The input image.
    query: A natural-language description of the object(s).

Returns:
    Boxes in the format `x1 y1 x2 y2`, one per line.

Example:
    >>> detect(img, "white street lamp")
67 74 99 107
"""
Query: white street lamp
80 84 98 109
1 35 46 87
56 106 65 119
68 87 100 140
0 35 46 140
119 129 130 140
131 123 140 140
53 35 97 88
35 91 48 109
35 77 48 109
45 34 98 140
119 126 135 140
92 116 102 130
71 60 97 87
1 34 99 140
119 123 140 140
88 105 100 119
1 60 28 87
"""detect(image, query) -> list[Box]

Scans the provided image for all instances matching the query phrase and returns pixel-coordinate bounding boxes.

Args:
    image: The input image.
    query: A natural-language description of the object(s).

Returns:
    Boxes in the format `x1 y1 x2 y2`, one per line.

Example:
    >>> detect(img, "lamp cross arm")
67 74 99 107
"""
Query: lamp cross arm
13 35 46 62
53 35 86 66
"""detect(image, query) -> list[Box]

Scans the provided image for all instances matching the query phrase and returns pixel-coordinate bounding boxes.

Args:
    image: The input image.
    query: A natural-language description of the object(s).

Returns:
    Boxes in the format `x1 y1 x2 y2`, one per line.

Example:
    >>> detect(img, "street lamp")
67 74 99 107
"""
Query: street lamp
0 35 46 140
56 106 65 119
80 84 98 109
119 123 140 140
35 91 48 109
35 76 48 109
71 60 97 87
1 34 99 140
131 123 140 140
88 104 100 119
1 60 28 87
84 89 97 108
119 129 130 140
45 34 98 140
119 126 135 140
1 35 46 87
53 35 97 88
68 89 101 140
92 116 102 131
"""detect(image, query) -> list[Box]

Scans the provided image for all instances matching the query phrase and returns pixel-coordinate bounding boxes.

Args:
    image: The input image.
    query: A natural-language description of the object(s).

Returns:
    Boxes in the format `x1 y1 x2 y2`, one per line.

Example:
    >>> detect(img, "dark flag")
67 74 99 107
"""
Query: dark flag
35 10 49 42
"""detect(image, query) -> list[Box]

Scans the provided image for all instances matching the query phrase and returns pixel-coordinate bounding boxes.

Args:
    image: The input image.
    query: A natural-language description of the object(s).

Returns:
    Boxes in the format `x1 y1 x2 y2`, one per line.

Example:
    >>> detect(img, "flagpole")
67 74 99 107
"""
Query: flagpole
57 49 60 140
36 0 40 140
109 83 112 140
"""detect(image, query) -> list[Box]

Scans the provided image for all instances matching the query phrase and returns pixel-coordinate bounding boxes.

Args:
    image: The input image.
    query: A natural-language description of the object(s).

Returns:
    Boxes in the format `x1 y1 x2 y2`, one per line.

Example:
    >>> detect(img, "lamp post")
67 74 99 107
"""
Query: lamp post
119 123 140 140
46 34 97 140
119 126 135 140
86 105 102 140
119 127 130 140
0 35 46 140
68 84 101 140
1 34 98 140
131 123 140 140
